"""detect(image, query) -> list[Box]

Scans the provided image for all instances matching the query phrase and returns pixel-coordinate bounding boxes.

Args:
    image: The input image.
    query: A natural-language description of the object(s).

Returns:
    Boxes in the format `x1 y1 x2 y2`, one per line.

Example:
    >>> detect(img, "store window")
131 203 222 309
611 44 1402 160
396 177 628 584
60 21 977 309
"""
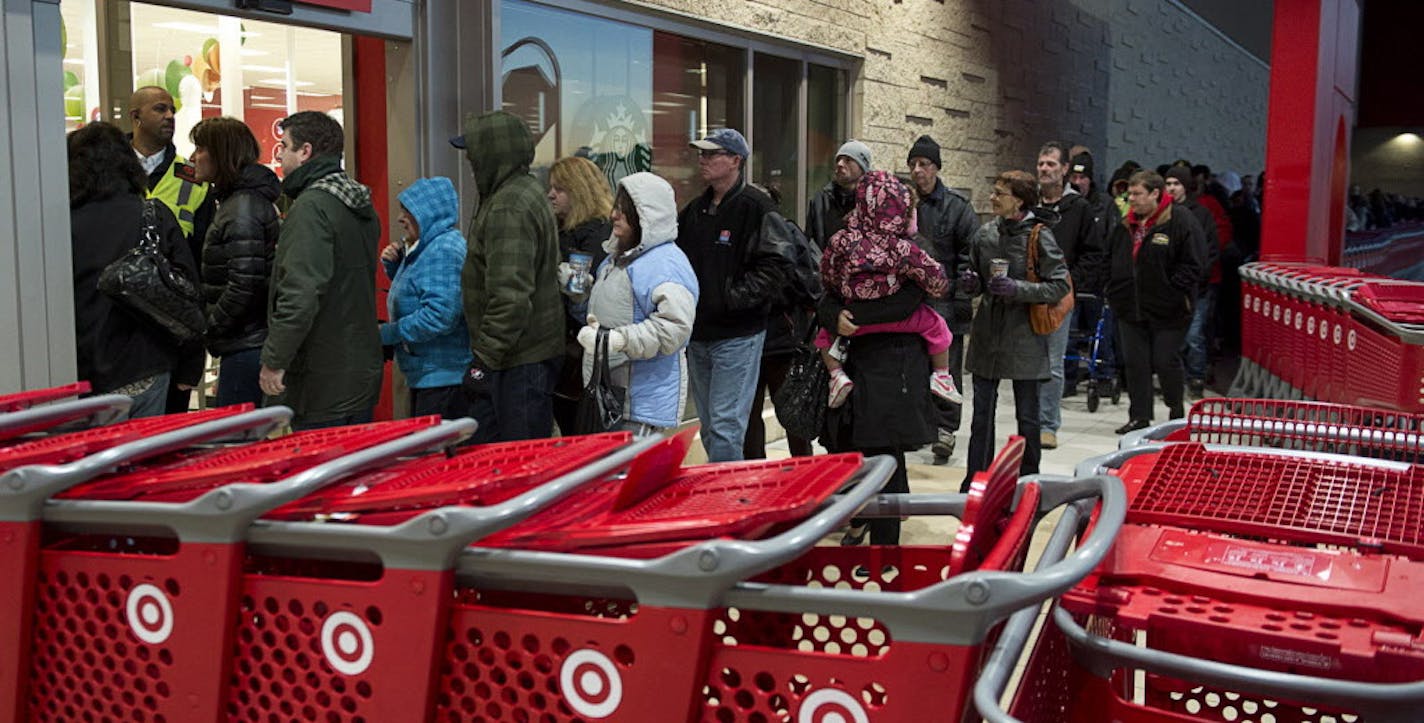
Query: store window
752 53 799 218
498 0 847 211
59 0 343 176
807 63 849 212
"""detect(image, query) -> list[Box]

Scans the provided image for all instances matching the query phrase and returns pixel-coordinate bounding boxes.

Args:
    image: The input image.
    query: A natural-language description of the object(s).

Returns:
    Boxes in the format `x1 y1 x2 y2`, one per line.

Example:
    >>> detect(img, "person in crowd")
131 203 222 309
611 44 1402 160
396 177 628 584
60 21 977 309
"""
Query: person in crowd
379 176 472 420
546 156 613 435
816 170 961 407
1164 166 1223 398
806 140 871 250
260 111 383 430
455 110 565 442
572 172 699 435
958 170 1070 490
1034 141 1104 450
676 128 789 462
744 183 820 459
68 121 199 418
1105 170 1205 434
1064 148 1118 398
130 85 215 413
906 134 978 464
188 117 279 408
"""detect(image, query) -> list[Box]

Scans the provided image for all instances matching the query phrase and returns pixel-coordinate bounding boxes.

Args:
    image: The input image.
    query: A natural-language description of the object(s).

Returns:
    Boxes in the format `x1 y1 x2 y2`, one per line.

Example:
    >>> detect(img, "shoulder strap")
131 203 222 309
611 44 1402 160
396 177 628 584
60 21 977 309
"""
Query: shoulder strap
1026 224 1041 282
139 199 162 250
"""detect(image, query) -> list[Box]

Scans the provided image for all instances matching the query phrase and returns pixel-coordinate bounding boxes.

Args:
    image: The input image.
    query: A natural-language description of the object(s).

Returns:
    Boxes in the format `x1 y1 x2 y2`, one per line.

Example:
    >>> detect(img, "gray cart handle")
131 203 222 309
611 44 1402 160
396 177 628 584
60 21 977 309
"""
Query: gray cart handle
1027 605 1424 723
721 473 1124 647
243 432 666 571
0 395 132 439
457 454 899 609
41 418 477 544
0 406 292 522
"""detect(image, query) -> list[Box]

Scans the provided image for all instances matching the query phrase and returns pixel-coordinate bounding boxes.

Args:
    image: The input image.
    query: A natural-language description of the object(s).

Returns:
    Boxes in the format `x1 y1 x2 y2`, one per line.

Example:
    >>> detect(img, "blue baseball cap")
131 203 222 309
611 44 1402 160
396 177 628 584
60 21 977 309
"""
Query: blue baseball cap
449 133 467 149
689 128 750 159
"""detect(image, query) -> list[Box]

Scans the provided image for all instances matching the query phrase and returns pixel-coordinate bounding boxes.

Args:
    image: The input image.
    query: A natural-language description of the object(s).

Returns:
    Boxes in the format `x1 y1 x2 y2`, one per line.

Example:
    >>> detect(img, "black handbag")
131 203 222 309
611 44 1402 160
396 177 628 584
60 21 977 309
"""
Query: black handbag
772 319 829 441
97 200 207 343
574 328 627 434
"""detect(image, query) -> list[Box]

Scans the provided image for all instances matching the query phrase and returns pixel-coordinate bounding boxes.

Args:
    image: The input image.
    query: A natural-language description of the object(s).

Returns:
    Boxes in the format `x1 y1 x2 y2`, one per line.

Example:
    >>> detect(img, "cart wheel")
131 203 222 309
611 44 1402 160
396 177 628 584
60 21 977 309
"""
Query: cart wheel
1110 379 1122 405
1087 386 1100 413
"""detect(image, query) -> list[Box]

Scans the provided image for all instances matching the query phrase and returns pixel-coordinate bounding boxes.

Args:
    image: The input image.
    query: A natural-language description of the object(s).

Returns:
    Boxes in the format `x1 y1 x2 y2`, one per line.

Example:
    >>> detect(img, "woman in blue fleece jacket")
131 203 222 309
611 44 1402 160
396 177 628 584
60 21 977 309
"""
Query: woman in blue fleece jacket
380 176 473 419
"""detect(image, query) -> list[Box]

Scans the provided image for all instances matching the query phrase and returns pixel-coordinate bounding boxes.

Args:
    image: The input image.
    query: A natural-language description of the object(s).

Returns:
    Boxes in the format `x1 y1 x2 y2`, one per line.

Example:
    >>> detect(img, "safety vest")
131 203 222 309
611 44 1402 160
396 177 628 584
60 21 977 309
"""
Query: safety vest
148 155 208 238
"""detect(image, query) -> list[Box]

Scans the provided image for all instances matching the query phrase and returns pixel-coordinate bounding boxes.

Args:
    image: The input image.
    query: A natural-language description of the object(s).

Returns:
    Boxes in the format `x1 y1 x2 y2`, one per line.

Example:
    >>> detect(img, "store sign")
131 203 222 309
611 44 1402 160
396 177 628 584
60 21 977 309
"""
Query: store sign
296 0 372 12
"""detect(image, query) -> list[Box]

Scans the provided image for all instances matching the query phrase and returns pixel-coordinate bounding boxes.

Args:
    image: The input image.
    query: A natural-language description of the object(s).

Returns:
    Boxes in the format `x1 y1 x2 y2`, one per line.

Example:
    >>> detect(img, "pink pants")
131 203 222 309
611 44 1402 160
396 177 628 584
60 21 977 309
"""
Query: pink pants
815 304 952 357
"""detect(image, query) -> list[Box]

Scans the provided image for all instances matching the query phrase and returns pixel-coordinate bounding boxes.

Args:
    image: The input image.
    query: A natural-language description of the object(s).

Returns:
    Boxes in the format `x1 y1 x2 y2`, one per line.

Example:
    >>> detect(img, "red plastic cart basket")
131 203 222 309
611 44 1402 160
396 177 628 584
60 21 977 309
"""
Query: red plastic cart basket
0 394 131 443
21 417 470 723
1121 397 1424 462
214 431 649 721
690 438 1123 723
0 405 288 722
430 430 897 722
0 381 91 412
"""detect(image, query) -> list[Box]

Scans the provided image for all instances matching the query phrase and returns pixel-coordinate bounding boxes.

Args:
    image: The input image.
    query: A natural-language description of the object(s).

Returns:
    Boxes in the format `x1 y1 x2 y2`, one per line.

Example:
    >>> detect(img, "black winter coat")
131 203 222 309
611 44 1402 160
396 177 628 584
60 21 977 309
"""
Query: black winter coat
1104 203 1206 329
1039 187 1106 294
914 180 979 332
201 163 280 357
804 181 854 250
71 195 197 392
677 181 787 341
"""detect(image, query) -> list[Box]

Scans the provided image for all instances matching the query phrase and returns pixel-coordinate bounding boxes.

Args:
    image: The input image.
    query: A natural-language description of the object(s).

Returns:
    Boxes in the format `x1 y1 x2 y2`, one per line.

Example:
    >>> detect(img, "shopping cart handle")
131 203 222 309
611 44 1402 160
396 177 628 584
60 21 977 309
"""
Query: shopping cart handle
973 493 1093 723
459 454 898 609
1045 604 1424 722
1074 444 1163 478
1 406 292 523
41 418 476 543
851 492 966 519
722 474 1125 647
1119 419 1184 449
0 395 132 440
244 433 666 570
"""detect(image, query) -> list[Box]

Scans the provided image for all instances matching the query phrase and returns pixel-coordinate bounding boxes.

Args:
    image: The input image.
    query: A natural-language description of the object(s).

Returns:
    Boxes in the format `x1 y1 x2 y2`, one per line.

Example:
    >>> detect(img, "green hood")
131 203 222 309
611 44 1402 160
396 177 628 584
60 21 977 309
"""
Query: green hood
462 110 536 200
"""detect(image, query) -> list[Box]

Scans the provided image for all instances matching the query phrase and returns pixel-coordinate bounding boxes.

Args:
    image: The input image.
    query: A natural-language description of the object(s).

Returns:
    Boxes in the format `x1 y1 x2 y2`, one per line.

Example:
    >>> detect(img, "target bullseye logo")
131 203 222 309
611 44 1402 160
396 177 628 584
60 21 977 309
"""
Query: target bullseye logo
321 611 374 676
126 584 173 644
559 649 622 718
799 688 869 723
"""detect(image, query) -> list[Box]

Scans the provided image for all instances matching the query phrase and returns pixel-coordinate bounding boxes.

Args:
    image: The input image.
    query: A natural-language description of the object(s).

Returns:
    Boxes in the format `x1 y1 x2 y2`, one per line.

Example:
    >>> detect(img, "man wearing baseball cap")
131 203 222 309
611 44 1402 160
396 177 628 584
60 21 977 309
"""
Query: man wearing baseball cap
676 128 787 462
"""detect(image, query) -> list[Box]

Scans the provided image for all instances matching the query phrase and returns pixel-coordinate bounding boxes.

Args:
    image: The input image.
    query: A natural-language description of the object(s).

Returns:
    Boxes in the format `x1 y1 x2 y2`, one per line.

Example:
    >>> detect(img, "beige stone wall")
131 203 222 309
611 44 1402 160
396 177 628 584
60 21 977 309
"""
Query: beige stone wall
633 0 1268 211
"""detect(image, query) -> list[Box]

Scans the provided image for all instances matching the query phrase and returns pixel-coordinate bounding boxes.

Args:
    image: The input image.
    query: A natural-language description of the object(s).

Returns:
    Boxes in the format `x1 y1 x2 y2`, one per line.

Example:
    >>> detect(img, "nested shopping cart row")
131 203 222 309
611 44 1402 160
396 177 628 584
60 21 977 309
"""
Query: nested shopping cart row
1236 261 1424 412
979 398 1424 723
0 393 1124 723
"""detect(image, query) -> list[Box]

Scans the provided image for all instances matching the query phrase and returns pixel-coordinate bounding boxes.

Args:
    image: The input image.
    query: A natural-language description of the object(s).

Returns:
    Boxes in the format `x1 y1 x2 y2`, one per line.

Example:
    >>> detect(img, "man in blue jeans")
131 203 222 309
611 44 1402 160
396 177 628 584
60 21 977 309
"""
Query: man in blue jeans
677 129 786 461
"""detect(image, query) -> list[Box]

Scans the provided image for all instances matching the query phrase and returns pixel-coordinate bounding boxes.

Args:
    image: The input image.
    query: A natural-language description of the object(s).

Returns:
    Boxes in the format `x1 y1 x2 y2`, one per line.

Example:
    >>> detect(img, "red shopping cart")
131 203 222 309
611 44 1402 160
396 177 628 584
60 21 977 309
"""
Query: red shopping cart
216 431 647 722
0 394 131 442
20 416 471 723
0 381 92 412
989 442 1424 723
0 404 288 722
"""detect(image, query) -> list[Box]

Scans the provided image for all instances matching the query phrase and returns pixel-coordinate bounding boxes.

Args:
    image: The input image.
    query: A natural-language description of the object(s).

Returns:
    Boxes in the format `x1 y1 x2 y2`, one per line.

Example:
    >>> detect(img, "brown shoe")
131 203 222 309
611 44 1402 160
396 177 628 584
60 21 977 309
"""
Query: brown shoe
1040 430 1058 449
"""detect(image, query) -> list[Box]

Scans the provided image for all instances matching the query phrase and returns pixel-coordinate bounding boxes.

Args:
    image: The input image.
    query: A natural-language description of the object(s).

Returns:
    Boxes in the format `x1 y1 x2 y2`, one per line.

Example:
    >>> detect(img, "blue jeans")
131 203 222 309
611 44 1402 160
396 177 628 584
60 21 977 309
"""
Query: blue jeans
467 356 561 443
687 331 766 462
1183 286 1217 382
216 348 264 408
1038 319 1071 432
126 371 172 419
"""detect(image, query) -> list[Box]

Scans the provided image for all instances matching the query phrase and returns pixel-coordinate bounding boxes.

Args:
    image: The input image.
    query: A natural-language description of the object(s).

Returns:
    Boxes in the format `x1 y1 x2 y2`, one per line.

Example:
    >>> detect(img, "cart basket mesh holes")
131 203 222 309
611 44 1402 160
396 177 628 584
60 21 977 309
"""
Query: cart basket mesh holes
703 668 891 721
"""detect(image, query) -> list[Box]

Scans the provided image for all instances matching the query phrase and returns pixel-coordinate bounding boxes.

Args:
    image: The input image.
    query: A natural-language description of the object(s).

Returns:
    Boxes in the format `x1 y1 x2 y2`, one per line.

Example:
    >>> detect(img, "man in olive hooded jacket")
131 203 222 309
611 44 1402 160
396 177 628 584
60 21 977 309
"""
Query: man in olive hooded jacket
259 111 383 429
454 111 564 442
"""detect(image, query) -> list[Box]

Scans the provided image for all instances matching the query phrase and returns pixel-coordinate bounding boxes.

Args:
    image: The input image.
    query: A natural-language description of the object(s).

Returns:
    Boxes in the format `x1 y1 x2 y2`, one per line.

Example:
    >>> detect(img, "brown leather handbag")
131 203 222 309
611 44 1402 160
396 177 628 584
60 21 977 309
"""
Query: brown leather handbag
1025 224 1075 335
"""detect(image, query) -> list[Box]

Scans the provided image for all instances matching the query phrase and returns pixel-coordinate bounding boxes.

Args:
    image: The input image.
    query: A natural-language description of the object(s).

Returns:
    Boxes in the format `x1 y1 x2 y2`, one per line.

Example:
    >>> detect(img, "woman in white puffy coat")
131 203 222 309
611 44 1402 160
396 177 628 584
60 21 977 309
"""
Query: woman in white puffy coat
573 172 700 433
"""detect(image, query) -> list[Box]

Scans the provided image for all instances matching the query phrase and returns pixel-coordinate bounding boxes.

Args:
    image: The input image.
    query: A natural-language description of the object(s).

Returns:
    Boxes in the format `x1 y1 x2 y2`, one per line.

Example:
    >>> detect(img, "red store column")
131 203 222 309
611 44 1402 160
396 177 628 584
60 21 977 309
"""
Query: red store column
1261 0 1361 265
353 34 394 421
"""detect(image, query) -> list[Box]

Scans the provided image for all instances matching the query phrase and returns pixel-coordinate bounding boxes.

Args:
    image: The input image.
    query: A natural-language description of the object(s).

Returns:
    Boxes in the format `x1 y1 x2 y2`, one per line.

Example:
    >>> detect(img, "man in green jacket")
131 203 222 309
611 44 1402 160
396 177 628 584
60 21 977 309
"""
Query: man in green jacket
259 111 383 429
453 111 564 442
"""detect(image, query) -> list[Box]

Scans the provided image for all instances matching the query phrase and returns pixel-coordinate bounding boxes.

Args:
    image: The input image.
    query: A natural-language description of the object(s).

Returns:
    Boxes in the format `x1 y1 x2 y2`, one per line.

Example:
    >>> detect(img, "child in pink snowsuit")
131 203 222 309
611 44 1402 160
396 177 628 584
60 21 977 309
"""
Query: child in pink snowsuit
818 170 962 408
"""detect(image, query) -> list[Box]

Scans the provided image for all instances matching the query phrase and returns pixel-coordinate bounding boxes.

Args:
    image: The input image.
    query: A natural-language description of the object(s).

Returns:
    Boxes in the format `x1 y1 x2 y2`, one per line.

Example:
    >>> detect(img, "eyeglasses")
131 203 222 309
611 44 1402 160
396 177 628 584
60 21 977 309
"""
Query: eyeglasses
989 189 1009 198
698 149 731 159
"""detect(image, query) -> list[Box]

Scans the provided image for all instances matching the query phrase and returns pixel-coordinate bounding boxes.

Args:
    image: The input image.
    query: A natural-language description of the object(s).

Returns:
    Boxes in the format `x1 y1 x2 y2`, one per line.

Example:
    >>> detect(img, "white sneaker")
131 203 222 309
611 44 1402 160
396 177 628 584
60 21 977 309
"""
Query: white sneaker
828 369 854 408
930 370 963 404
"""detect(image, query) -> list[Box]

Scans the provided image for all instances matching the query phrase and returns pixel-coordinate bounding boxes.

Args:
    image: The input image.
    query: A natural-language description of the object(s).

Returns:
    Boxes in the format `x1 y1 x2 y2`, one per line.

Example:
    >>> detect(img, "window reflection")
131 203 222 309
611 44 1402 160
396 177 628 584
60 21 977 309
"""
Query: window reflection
807 63 848 216
753 53 800 217
651 32 745 208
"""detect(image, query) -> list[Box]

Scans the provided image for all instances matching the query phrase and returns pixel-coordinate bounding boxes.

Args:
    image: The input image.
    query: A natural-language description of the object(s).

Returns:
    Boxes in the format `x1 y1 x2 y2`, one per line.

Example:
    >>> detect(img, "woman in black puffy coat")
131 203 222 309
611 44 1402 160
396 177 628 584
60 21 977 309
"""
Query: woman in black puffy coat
189 117 280 407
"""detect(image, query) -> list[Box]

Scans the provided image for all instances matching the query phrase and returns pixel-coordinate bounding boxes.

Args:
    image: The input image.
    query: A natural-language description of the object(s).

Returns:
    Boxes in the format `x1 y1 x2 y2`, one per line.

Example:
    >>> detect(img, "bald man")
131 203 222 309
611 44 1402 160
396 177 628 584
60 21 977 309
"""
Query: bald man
129 86 214 412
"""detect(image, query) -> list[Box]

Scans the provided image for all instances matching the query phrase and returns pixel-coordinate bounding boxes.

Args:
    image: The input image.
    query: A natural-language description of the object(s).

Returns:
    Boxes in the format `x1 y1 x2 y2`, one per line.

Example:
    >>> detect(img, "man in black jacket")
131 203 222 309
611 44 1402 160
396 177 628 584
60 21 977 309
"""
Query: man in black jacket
1105 171 1205 434
907 135 977 464
678 128 787 462
1035 141 1105 449
805 140 870 249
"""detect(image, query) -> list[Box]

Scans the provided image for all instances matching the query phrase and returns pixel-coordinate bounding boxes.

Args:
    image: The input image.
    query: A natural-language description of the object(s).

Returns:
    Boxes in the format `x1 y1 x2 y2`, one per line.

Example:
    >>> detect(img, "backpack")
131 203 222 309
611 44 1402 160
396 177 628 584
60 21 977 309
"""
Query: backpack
762 211 822 308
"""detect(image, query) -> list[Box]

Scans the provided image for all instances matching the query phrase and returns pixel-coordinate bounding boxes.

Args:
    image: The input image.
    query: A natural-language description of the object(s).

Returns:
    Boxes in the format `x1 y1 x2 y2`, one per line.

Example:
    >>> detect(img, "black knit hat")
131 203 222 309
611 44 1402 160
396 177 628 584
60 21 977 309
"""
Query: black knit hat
1068 152 1094 178
907 135 941 169
1164 165 1196 194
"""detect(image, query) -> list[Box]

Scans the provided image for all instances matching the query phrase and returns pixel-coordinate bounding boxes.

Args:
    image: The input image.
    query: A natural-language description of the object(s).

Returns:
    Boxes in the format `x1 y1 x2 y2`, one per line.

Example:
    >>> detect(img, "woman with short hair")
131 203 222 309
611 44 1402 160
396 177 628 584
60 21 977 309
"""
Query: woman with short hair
189 116 280 407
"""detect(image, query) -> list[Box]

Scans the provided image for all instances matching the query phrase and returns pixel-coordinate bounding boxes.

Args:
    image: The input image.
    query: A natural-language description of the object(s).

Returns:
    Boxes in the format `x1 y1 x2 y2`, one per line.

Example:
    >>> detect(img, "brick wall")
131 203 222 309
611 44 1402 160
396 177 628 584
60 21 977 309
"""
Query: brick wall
634 0 1268 210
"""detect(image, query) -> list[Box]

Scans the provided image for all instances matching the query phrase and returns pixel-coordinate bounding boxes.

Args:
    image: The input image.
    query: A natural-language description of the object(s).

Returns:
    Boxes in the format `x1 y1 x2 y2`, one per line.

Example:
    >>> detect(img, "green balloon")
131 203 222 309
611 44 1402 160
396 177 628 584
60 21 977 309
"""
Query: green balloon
64 84 83 121
63 70 79 90
60 17 67 60
164 60 193 111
